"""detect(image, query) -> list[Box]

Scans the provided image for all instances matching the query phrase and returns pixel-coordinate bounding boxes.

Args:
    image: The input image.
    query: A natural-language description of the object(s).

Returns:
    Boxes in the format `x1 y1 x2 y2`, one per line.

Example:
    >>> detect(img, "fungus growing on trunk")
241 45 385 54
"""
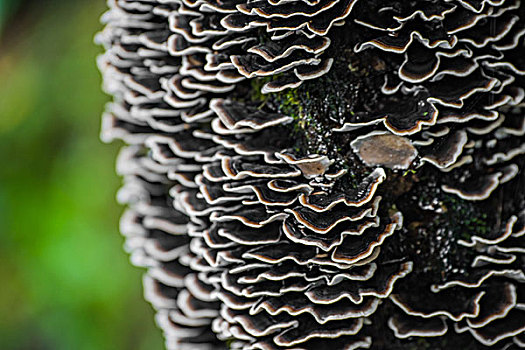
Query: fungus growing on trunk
97 0 524 348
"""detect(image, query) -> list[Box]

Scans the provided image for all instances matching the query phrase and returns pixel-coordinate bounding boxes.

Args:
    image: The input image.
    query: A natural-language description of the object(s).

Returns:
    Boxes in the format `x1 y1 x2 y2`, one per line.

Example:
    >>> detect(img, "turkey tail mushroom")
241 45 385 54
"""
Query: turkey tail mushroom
98 0 525 348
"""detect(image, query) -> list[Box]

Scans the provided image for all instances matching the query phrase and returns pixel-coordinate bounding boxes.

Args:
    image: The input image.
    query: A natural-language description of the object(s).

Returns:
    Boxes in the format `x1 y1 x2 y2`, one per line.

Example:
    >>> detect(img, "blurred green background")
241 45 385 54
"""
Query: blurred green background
0 0 163 349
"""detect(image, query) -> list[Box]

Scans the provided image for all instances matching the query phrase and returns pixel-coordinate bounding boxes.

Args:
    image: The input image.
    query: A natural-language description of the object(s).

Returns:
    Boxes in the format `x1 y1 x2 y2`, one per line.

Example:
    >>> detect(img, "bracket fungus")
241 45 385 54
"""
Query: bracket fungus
350 132 418 170
98 0 524 348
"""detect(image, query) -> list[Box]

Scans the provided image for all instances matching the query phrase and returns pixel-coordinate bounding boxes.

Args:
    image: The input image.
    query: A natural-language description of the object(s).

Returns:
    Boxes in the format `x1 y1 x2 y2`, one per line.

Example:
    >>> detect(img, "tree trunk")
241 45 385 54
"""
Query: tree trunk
97 0 525 349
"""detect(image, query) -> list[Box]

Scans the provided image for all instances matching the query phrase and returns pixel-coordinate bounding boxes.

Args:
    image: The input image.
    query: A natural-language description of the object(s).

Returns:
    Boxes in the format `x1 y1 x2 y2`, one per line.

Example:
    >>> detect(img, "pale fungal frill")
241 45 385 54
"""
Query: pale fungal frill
97 0 525 349
350 132 417 170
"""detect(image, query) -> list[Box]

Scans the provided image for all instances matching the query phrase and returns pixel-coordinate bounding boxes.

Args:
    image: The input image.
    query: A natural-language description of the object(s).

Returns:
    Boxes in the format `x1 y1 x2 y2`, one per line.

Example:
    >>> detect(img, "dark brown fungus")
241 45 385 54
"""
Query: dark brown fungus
98 0 525 348
388 313 448 339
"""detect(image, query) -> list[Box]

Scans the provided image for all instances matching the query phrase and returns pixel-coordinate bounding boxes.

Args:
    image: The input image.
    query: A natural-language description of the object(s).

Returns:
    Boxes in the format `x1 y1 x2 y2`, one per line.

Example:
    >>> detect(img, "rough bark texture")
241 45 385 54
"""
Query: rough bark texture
97 0 525 349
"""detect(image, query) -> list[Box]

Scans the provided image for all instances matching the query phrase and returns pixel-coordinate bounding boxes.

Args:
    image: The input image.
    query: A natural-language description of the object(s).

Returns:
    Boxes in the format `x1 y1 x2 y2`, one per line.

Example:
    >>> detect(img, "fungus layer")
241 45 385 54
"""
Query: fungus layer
98 0 525 349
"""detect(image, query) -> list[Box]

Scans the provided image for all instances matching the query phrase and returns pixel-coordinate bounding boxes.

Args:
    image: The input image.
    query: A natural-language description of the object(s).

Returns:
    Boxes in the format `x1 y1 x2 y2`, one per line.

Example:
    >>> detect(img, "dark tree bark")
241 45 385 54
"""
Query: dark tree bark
98 0 525 349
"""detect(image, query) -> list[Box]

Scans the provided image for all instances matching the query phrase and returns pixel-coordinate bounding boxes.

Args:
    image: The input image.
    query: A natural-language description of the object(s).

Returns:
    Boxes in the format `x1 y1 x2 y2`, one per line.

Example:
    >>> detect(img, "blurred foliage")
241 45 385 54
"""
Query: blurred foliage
0 0 21 36
0 0 163 349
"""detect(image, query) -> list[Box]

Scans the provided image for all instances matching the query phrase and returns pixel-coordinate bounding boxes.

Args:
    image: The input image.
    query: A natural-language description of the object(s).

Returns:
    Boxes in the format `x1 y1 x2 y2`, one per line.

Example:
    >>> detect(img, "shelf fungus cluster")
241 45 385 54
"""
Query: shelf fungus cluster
97 0 525 349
